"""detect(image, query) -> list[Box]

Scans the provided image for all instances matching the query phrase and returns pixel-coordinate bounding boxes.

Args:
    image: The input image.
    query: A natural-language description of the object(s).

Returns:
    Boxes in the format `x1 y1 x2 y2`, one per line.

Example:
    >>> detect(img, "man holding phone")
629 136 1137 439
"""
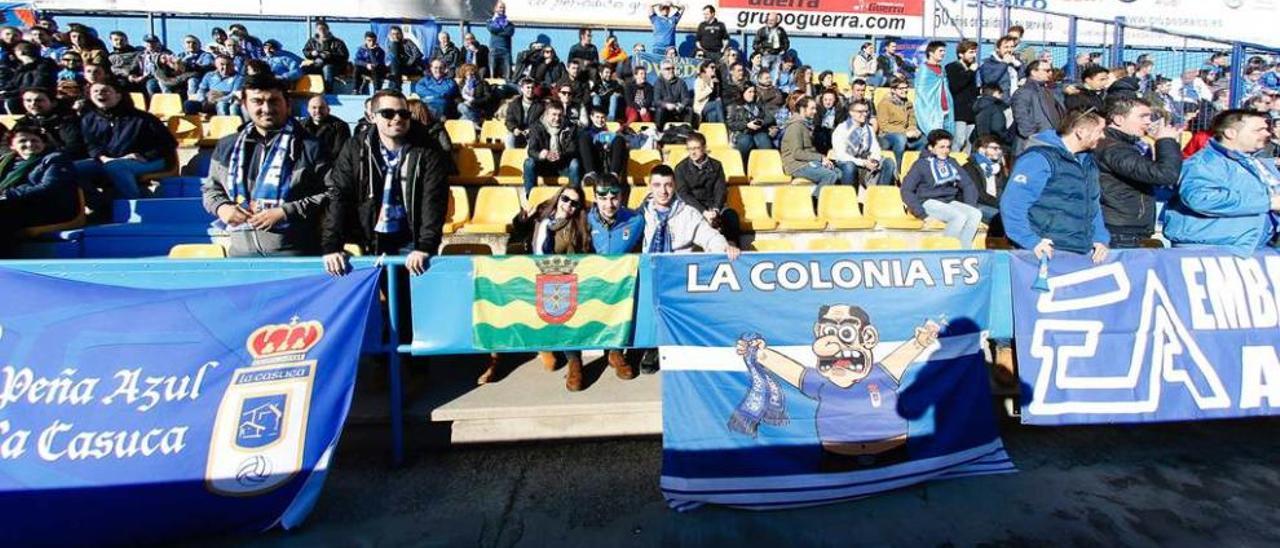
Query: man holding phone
1095 96 1184 248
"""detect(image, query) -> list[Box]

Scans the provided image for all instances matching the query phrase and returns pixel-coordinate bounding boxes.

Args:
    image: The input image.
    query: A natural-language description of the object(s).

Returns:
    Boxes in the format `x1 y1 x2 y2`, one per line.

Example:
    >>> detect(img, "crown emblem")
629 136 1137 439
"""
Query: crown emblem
246 317 325 361
535 256 578 276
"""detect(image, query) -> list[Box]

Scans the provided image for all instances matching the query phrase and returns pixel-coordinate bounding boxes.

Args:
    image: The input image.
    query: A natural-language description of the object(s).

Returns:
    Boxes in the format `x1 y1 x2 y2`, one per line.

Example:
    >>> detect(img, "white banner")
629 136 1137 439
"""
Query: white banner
31 0 494 18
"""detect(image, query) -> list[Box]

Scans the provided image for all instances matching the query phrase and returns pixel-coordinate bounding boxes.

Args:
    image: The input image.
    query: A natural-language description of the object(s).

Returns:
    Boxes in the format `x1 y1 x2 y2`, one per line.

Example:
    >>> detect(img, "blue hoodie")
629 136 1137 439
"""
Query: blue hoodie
588 206 645 253
1000 129 1109 254
263 44 303 82
1160 139 1278 254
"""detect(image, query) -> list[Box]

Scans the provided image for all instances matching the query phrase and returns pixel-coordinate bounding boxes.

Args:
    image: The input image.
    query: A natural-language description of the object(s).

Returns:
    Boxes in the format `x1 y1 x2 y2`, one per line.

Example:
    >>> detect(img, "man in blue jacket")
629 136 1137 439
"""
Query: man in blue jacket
1162 109 1280 254
487 1 515 79
586 173 644 379
412 59 459 119
1000 109 1111 263
261 39 303 86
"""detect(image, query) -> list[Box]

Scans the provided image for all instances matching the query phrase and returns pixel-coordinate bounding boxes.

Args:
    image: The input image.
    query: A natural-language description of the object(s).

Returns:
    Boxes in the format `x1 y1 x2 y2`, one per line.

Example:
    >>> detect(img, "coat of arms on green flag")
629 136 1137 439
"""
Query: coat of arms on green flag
473 255 640 350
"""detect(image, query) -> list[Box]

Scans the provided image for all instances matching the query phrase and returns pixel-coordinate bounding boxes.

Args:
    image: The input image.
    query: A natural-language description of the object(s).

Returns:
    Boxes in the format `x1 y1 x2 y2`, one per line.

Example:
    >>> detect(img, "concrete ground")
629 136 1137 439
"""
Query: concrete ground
202 414 1280 547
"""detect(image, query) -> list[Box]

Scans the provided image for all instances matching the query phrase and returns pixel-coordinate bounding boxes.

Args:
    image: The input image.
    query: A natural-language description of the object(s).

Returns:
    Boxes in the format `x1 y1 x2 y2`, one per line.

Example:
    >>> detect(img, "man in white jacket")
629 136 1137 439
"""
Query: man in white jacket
831 99 897 187
637 164 740 373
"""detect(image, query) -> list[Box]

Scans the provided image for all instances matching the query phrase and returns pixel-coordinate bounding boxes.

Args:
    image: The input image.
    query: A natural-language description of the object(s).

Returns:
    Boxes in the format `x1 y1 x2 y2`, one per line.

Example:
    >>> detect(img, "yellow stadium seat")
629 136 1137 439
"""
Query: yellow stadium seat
202 115 242 145
167 243 226 259
444 120 477 147
872 87 890 106
806 237 854 251
1180 131 1192 148
921 235 962 250
771 185 826 231
748 149 790 185
0 115 18 129
628 188 651 209
166 116 203 147
147 93 183 119
832 73 851 89
478 120 507 148
665 144 688 166
525 185 562 209
864 186 924 229
699 123 730 148
727 186 777 231
709 147 748 184
628 149 662 185
451 147 496 184
443 186 470 235
950 152 969 165
606 122 621 132
343 243 364 256
494 147 528 185
461 186 520 233
750 239 794 252
863 237 909 251
293 74 325 95
485 78 506 87
899 150 921 177
129 92 146 111
921 218 947 231
629 121 656 134
817 186 875 230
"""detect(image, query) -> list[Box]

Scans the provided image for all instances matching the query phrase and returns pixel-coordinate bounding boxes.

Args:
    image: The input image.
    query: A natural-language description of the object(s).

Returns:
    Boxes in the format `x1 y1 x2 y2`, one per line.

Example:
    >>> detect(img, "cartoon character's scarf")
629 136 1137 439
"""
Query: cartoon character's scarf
728 333 789 437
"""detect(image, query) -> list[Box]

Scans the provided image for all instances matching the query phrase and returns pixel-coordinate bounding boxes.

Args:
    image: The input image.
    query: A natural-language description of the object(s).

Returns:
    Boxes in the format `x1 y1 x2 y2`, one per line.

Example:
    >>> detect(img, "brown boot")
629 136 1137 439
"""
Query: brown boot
608 350 636 380
477 354 499 385
539 351 557 371
565 357 584 392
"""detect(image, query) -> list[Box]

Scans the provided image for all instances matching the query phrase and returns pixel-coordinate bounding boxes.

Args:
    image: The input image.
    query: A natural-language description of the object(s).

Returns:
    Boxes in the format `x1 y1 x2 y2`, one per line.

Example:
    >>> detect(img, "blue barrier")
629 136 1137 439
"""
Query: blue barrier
4 251 1015 464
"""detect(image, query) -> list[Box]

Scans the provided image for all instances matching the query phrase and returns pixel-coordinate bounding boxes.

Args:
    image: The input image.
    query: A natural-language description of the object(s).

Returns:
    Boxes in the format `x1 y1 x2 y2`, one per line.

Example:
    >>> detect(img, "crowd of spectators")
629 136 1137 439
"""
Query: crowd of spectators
4 3 1280 290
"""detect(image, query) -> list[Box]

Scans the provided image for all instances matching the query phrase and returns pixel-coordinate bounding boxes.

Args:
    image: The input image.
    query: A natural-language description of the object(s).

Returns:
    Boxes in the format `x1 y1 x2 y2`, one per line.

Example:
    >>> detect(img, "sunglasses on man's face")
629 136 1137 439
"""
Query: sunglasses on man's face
376 109 411 120
594 187 622 198
559 195 582 208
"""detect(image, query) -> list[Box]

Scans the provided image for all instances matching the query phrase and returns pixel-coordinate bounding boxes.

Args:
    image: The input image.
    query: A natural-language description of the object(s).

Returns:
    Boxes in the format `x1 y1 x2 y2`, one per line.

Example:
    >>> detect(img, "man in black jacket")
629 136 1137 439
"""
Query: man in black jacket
504 77 544 148
322 89 449 276
303 95 351 158
946 40 979 152
673 131 740 242
752 12 788 74
523 101 581 196
15 87 85 159
695 5 728 62
972 84 1014 147
1064 65 1110 113
1095 96 1183 248
4 43 57 113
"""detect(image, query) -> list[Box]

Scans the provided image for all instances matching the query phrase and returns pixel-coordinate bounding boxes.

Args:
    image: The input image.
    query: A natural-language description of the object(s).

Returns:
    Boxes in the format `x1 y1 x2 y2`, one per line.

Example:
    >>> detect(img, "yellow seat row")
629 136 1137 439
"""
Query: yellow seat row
751 235 961 252
471 121 732 151
731 185 944 232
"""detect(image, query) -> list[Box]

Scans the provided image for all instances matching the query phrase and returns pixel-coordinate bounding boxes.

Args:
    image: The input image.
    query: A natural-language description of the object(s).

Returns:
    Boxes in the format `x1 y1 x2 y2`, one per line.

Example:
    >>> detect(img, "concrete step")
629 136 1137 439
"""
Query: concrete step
411 351 661 444
82 222 220 258
112 197 209 224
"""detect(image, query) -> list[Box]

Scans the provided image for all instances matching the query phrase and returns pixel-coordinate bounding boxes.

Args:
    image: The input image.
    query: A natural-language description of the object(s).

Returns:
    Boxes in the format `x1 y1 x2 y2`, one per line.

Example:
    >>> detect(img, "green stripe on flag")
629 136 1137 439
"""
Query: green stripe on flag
474 276 637 307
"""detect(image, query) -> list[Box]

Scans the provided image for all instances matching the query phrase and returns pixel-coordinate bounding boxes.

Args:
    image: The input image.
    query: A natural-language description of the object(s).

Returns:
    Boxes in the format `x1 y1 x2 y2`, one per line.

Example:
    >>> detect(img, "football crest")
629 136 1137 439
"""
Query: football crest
207 318 321 496
535 257 579 324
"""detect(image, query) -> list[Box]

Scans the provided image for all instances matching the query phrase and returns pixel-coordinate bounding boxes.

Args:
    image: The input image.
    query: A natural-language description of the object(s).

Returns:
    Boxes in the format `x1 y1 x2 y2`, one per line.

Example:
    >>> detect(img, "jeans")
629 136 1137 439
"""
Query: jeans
953 121 974 153
836 157 897 187
490 49 512 80
792 162 841 195
762 53 780 74
320 63 340 92
459 103 484 125
75 157 167 200
144 78 163 95
922 199 983 249
522 157 581 196
656 106 690 130
733 132 772 162
878 132 923 170
355 65 387 94
187 78 201 98
700 99 725 124
592 94 622 121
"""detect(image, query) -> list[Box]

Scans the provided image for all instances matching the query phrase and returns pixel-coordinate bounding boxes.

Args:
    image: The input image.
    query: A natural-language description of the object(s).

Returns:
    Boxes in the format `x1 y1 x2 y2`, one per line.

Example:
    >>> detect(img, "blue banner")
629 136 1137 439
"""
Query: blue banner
0 267 381 545
1012 249 1280 425
655 252 1013 510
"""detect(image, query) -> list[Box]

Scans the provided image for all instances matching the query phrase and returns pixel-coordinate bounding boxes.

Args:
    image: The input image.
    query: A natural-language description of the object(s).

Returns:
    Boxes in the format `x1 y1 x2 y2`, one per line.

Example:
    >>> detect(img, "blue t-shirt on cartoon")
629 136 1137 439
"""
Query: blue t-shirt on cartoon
800 364 907 444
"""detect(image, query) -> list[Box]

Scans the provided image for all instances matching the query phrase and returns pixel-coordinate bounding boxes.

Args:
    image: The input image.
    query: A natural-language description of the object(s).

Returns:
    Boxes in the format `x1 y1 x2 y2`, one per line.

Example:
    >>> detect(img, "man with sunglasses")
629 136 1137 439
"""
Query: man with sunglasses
524 101 582 197
202 73 329 257
585 173 643 379
1011 59 1066 153
323 90 450 277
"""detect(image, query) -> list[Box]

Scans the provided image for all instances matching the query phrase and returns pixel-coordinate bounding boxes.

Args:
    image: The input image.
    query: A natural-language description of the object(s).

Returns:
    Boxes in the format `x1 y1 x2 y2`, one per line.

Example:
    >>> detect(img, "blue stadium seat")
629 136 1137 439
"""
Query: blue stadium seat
14 229 84 259
111 198 210 224
81 223 223 258
155 176 206 198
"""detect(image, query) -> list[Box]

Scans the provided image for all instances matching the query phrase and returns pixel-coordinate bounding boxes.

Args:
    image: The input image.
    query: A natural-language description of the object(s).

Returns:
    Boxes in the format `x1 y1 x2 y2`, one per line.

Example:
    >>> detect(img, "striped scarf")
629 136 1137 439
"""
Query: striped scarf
374 144 406 235
928 156 961 186
222 120 297 231
648 207 673 253
728 333 789 437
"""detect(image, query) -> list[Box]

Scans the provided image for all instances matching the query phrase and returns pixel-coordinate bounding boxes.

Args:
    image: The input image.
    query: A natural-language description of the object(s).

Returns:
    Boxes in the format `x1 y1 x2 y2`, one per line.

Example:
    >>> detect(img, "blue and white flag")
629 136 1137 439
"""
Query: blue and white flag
0 267 381 545
1011 249 1280 425
655 252 1013 511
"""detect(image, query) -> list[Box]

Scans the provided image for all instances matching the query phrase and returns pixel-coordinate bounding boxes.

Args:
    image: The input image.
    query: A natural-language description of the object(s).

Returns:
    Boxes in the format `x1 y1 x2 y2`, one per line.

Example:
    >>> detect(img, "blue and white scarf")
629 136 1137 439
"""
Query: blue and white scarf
972 152 1000 197
1134 138 1152 159
374 144 406 234
928 156 961 186
648 207 673 253
846 122 873 158
221 120 297 232
728 333 789 437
